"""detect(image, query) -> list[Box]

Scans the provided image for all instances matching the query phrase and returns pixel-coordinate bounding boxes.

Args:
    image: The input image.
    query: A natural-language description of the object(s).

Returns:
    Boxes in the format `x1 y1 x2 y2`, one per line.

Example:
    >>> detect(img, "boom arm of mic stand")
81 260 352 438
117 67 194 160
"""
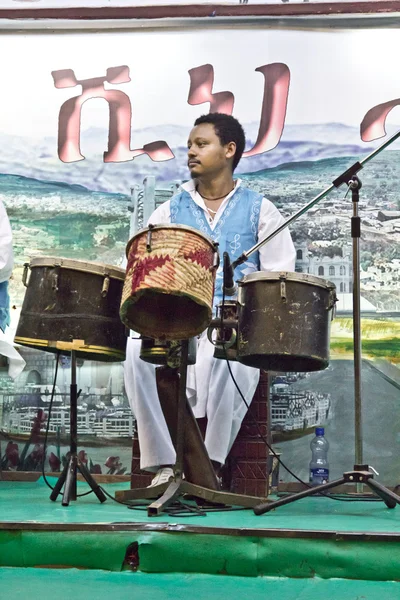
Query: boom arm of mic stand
233 168 363 268
232 181 339 269
232 126 400 270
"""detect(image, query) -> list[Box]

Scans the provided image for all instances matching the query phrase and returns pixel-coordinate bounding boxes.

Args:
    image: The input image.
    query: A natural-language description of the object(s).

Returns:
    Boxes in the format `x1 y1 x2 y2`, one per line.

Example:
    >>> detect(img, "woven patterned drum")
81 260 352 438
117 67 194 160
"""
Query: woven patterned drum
120 225 219 340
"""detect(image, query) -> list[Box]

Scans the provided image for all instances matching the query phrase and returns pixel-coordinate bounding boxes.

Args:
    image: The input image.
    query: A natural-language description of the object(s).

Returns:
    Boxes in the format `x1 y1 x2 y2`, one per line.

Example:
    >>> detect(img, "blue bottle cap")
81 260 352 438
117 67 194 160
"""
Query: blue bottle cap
315 427 325 436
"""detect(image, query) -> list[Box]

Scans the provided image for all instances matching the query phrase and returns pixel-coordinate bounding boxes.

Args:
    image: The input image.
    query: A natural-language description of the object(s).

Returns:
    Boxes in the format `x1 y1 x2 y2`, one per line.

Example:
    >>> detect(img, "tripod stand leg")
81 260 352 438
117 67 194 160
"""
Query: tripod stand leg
77 459 107 503
49 352 105 506
148 478 182 516
62 455 78 506
49 463 68 501
367 479 400 509
254 477 346 515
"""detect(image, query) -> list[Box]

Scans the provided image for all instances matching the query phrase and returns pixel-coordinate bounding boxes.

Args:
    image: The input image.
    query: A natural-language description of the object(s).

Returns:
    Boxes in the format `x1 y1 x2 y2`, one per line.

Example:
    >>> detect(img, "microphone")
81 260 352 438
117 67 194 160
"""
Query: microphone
223 251 237 296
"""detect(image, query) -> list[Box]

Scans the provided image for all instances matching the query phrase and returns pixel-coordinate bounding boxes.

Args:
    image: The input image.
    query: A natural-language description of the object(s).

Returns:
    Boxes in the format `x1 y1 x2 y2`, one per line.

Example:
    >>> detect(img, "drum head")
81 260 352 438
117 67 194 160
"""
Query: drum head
126 224 216 258
29 256 125 280
239 271 335 291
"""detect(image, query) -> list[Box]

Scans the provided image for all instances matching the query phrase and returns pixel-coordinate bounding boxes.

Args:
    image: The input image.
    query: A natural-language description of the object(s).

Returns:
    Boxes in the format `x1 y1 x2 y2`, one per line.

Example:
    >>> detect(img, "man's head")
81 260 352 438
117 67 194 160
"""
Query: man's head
187 113 246 178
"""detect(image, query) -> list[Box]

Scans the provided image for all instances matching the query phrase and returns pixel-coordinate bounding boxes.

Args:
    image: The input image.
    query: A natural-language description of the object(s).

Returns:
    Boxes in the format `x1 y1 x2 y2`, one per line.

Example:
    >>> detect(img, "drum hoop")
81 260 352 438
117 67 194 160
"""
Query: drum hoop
239 271 336 291
14 336 125 359
28 257 125 280
126 223 217 255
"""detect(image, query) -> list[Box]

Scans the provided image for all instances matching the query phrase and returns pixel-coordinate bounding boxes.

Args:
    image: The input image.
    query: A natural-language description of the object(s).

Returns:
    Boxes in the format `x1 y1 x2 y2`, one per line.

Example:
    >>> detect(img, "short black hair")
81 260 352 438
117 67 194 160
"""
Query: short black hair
193 113 246 172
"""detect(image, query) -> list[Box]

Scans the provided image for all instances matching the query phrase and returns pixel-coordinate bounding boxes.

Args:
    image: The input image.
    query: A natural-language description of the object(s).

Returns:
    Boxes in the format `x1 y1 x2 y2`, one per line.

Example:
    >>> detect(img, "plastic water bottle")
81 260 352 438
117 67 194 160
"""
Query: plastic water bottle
309 427 329 486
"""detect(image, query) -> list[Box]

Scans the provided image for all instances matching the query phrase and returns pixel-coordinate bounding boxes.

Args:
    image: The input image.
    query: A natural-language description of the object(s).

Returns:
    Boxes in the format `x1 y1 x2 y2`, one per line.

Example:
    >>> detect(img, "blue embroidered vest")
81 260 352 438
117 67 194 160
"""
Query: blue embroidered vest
170 185 262 310
0 281 10 333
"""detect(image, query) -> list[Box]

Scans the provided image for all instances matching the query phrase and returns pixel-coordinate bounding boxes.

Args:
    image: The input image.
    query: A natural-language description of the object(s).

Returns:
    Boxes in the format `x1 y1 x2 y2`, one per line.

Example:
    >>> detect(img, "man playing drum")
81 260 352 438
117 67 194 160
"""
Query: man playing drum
124 113 296 486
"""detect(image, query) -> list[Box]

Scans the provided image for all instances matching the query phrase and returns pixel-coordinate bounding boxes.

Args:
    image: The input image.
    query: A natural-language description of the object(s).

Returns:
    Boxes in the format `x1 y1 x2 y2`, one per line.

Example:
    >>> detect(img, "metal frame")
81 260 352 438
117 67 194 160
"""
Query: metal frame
1 3 400 31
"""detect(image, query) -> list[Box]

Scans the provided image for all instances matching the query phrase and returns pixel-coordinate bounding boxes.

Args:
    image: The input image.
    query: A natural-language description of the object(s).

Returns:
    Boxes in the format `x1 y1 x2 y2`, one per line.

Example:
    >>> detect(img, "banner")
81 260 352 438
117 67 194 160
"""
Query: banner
0 25 399 482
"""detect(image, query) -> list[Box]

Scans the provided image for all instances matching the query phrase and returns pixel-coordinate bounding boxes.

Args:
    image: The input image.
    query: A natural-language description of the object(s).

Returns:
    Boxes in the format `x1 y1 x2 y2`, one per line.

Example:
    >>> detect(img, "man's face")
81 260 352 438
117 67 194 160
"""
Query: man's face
187 123 235 178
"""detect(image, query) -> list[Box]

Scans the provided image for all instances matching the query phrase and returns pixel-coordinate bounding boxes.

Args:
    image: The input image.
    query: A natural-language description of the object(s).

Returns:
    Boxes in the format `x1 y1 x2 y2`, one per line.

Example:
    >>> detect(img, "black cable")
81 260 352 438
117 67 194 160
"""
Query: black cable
41 352 92 497
99 481 252 516
41 352 60 491
98 484 149 510
98 484 203 515
37 348 256 513
219 289 382 503
220 287 311 484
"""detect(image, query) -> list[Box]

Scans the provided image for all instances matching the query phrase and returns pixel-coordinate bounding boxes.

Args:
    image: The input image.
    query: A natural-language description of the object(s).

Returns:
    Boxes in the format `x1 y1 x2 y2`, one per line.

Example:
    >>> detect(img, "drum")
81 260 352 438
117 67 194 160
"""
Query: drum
15 257 127 362
140 336 197 368
120 224 219 340
207 300 238 361
237 272 336 372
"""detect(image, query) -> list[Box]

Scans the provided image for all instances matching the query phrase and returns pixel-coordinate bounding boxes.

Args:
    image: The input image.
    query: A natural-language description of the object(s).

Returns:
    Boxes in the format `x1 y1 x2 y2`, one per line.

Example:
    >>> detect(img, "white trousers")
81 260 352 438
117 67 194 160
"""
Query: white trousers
124 334 260 471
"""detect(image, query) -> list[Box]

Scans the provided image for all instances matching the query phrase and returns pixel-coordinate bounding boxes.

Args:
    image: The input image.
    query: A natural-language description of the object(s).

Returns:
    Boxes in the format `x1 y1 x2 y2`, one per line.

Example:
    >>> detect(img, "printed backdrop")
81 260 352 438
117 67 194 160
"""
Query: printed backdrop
0 25 399 483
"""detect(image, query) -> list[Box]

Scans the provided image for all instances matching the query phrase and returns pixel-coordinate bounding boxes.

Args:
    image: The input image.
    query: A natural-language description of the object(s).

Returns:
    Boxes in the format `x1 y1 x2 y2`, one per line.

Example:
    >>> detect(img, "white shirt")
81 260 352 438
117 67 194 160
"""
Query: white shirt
0 200 13 283
148 179 296 272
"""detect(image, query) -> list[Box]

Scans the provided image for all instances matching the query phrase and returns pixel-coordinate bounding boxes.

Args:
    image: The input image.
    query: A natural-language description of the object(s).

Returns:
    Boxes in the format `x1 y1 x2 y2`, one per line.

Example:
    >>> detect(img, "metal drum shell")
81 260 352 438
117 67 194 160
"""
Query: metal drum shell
140 336 197 366
211 301 238 362
120 224 219 340
15 257 127 362
237 271 336 372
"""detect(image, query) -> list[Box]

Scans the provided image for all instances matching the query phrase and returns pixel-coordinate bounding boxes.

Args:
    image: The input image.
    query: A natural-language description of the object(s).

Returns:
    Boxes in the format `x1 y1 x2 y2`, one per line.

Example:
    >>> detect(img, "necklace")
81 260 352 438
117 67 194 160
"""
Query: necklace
207 207 218 215
196 184 235 202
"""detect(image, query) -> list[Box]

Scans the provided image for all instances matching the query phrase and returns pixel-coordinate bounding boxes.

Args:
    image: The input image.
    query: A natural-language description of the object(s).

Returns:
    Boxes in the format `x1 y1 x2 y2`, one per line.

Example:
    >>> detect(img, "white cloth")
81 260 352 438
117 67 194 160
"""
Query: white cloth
0 328 26 380
124 179 296 470
0 200 13 283
0 200 21 378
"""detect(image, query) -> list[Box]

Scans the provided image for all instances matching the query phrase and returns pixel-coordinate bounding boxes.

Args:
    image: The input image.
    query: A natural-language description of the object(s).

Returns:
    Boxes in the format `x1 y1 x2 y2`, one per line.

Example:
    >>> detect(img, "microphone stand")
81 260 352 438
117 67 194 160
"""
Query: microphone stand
226 129 400 515
233 128 400 271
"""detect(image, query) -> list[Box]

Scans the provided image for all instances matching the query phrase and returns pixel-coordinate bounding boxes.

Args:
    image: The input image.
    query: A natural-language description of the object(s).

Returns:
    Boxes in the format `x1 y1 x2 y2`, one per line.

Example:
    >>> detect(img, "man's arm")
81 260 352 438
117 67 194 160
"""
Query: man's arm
257 198 296 272
146 200 171 226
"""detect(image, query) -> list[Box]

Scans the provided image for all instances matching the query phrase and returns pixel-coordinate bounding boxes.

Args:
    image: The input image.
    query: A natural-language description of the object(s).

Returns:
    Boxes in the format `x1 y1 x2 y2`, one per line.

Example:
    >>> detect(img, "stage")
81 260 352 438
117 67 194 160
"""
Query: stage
1 477 400 598
2 569 400 600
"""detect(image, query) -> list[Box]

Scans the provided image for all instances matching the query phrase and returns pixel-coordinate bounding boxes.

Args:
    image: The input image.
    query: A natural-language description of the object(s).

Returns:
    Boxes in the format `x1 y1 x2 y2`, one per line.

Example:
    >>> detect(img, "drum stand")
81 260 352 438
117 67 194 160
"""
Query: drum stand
253 162 400 515
50 350 106 506
116 339 269 516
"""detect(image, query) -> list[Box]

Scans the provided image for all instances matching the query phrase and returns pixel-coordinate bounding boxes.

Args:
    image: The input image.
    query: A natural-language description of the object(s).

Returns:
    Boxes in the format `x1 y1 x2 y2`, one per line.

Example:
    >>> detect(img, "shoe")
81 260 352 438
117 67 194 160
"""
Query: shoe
148 467 174 488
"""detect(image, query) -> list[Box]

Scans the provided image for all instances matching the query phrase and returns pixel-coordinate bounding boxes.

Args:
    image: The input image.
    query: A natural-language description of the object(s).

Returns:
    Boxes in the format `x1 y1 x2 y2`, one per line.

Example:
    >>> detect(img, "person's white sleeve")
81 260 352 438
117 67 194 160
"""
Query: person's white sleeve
258 198 296 272
0 201 14 283
122 201 172 269
146 200 171 226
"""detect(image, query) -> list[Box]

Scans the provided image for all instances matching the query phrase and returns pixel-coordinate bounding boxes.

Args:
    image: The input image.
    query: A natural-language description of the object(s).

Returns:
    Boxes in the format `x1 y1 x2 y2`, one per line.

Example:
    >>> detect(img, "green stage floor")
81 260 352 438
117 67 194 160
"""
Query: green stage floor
1 478 400 581
2 569 400 600
1 477 400 532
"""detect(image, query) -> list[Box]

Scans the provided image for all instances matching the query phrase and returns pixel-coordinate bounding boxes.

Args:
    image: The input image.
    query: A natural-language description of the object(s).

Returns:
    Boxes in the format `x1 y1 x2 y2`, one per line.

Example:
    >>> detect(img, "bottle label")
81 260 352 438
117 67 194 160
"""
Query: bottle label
310 468 329 485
